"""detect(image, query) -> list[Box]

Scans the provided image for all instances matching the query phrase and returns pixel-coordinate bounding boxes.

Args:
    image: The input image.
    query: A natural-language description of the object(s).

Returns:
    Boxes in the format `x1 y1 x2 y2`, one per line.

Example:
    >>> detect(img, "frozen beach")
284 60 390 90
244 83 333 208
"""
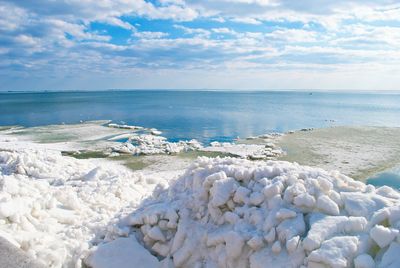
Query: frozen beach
3 0 400 265
1 122 400 267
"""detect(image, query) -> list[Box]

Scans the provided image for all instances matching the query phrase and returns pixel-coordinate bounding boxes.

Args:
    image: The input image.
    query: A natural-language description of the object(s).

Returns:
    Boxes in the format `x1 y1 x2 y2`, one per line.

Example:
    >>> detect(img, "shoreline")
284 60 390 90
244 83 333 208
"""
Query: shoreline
2 121 400 182
1 122 400 267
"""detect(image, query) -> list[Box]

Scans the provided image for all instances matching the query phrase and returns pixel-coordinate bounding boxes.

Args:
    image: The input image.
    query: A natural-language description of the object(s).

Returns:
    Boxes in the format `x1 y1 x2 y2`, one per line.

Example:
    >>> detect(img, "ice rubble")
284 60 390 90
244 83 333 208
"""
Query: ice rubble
2 146 400 268
0 149 168 267
95 157 400 268
110 134 283 159
111 134 202 155
202 142 283 159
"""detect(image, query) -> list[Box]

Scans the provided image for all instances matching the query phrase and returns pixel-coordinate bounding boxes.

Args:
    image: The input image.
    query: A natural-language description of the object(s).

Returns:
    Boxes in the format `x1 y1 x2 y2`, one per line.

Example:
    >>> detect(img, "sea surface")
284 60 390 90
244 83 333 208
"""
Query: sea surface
2 90 400 143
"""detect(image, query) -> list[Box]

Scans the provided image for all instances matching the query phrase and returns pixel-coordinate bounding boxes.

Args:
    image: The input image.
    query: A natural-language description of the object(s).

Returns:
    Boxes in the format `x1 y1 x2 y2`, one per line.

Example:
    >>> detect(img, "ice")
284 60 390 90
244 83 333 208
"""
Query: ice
209 176 238 207
379 242 400 268
85 235 160 268
0 149 167 267
111 134 202 155
85 157 400 268
307 236 359 268
316 195 340 216
369 225 398 248
107 123 143 130
354 254 375 268
202 142 284 159
3 145 400 268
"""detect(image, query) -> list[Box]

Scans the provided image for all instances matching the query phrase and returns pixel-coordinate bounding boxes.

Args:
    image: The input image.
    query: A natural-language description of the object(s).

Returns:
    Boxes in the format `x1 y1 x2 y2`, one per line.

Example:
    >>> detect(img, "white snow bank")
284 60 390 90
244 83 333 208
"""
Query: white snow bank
96 157 400 268
0 149 168 267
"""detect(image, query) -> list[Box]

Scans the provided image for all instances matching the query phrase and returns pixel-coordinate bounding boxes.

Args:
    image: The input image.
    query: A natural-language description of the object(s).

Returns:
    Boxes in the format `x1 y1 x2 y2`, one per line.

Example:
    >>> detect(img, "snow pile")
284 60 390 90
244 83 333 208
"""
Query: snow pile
112 134 202 155
101 157 400 268
0 149 167 267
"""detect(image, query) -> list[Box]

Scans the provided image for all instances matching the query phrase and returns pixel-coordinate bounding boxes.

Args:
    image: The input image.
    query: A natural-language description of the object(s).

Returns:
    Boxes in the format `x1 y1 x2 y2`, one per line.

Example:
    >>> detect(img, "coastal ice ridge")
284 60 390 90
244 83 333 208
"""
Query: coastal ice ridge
89 157 400 268
110 131 283 159
111 134 202 155
0 149 168 267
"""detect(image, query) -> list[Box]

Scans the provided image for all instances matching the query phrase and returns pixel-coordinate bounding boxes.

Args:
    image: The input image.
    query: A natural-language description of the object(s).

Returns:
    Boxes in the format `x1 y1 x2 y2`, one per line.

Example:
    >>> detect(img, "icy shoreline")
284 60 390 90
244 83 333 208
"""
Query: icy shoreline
2 148 400 267
1 123 400 267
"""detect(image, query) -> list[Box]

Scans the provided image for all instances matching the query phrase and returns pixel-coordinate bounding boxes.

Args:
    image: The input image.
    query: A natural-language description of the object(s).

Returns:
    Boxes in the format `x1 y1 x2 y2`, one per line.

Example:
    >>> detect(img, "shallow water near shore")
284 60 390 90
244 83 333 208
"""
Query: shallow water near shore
367 166 400 189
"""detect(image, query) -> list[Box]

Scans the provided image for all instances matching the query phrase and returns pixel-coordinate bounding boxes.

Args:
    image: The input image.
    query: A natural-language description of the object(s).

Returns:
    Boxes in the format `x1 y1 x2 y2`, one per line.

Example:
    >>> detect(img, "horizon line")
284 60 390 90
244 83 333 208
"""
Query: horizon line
1 88 400 94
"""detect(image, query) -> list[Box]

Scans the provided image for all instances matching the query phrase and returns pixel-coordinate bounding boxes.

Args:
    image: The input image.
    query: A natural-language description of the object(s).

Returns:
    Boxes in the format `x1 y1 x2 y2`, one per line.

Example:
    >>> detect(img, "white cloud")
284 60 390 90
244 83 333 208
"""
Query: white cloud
212 27 236 34
2 0 400 90
231 17 262 25
174 25 211 37
133 31 169 39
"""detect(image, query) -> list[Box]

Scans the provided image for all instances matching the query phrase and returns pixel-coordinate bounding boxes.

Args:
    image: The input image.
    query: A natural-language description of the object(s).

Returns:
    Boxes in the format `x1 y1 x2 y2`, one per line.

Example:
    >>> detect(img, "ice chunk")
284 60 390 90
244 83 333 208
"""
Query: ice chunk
303 214 366 251
86 236 160 268
209 177 238 207
233 186 251 204
293 193 316 208
272 240 281 254
276 214 305 242
263 182 283 199
370 225 398 248
276 208 296 221
354 254 375 268
307 236 359 268
286 236 300 254
224 231 245 259
341 192 392 218
247 236 264 250
250 192 265 206
316 195 340 216
379 242 400 268
148 226 166 242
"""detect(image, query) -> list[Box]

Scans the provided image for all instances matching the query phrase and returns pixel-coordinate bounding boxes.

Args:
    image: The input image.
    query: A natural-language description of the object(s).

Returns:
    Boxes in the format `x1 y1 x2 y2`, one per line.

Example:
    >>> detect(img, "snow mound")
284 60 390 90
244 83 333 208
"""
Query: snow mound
103 157 400 268
0 149 167 267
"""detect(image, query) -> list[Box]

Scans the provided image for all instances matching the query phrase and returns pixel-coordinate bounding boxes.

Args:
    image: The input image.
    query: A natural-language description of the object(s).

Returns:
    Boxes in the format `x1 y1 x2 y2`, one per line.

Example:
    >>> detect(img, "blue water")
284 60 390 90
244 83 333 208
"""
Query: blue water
367 167 400 189
1 90 400 143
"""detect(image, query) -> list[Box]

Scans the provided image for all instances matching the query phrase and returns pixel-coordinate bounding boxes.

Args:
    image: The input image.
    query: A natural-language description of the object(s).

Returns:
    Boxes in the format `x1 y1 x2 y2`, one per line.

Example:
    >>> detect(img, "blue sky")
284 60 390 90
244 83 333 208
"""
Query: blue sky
1 0 400 91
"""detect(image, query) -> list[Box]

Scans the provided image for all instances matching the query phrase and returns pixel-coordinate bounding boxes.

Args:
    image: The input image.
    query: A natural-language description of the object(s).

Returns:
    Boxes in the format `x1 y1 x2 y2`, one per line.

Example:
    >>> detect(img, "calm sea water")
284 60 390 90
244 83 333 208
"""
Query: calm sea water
367 167 400 189
1 90 400 143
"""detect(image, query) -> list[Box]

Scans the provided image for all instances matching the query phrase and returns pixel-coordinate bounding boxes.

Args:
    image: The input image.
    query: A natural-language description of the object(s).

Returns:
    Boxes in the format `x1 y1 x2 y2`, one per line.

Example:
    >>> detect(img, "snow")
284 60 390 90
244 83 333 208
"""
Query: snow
2 144 400 267
369 225 398 248
111 134 202 155
85 235 160 268
379 242 400 268
94 157 400 268
354 254 375 268
0 149 168 267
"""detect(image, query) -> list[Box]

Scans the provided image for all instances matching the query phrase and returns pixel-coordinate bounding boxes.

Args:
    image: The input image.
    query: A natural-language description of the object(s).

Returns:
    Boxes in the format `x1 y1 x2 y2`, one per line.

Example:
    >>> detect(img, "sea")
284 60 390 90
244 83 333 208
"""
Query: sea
1 90 400 143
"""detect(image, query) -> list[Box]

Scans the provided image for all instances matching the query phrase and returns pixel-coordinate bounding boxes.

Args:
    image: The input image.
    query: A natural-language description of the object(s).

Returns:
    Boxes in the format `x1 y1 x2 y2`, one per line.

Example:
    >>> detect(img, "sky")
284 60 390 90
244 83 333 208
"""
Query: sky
1 0 400 91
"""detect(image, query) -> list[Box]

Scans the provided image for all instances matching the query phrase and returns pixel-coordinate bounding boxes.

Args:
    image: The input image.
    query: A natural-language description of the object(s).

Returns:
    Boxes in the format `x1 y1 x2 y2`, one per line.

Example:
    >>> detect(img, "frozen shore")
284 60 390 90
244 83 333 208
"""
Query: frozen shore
277 127 400 180
1 123 400 267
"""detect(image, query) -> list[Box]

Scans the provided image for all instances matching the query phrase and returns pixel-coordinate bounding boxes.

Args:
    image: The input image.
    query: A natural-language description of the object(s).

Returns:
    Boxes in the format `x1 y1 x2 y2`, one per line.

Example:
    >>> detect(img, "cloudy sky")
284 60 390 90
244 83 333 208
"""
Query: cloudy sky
1 0 400 91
